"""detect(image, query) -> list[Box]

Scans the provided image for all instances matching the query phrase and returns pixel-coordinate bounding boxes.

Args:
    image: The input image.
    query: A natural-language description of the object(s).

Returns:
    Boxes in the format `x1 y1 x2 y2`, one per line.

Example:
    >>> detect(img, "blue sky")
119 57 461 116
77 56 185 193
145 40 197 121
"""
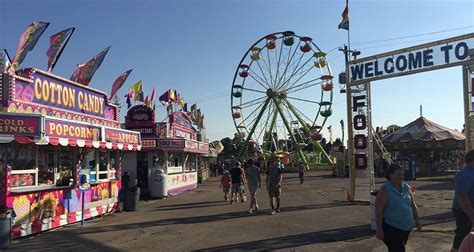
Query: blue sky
1 0 473 142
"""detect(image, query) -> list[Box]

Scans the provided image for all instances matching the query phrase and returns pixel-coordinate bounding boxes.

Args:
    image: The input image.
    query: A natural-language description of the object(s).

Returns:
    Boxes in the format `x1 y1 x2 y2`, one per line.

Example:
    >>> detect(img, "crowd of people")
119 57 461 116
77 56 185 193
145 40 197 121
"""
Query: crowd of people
219 157 287 215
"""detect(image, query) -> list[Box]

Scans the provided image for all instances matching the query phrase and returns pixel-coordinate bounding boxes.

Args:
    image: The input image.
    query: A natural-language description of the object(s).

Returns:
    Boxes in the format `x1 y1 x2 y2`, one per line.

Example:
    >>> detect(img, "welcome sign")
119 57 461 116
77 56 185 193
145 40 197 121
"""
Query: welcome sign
348 33 474 85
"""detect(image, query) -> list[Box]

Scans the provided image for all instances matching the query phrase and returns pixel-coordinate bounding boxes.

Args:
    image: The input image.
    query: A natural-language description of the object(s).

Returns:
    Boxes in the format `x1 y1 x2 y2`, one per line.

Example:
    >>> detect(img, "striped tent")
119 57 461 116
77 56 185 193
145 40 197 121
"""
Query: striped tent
382 116 465 150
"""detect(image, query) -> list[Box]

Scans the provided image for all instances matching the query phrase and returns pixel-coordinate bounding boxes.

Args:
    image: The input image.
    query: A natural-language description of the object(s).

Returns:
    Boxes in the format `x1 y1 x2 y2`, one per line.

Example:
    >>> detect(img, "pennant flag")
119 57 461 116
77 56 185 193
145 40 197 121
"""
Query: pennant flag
338 0 349 30
144 95 149 106
129 80 142 100
9 21 50 73
0 49 12 73
159 90 170 105
126 95 131 109
169 89 176 102
179 97 185 107
183 103 188 112
46 27 75 72
70 46 111 85
190 103 197 112
148 88 156 107
110 69 133 99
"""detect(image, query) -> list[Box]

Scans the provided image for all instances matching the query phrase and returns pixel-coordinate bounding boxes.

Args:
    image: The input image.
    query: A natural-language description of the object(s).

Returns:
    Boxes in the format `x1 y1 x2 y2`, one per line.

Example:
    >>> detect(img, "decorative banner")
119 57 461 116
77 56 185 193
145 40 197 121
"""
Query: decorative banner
12 69 116 120
0 113 42 136
348 33 474 85
9 21 50 73
45 118 101 140
46 27 75 72
104 128 140 144
70 46 111 86
110 69 133 99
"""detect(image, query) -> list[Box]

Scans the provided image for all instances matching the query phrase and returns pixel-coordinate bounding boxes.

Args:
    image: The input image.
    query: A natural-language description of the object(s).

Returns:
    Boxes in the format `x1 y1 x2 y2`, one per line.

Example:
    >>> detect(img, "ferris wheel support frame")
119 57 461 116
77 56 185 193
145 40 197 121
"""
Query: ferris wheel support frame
263 108 278 151
283 98 335 166
237 97 272 159
272 97 308 167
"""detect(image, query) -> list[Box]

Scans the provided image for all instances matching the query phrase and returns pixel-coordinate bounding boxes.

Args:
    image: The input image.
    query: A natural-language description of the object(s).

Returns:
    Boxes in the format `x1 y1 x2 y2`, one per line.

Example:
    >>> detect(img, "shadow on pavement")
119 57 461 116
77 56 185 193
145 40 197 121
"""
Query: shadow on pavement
417 182 454 191
195 224 373 251
8 229 120 252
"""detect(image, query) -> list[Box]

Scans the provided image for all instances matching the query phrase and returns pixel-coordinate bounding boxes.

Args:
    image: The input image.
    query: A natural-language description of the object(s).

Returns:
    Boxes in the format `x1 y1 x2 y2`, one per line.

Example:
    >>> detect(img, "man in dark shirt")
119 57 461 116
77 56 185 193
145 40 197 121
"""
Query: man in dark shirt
230 161 245 204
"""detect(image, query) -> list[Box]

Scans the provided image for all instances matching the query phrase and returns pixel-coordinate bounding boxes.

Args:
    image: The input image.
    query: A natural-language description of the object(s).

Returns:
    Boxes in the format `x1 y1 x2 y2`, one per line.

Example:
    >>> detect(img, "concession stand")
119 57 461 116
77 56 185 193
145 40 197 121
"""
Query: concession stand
124 105 209 196
0 69 141 239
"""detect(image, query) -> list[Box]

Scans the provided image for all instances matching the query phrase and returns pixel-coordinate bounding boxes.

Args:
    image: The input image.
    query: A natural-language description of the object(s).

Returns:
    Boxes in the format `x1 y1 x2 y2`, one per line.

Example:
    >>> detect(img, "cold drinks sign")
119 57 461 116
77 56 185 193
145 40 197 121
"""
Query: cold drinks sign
348 33 474 85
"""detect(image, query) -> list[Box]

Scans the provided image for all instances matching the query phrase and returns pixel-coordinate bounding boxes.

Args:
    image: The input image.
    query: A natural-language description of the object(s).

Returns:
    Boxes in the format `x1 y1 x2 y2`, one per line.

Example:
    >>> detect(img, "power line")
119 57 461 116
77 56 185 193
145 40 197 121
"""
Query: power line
352 26 473 45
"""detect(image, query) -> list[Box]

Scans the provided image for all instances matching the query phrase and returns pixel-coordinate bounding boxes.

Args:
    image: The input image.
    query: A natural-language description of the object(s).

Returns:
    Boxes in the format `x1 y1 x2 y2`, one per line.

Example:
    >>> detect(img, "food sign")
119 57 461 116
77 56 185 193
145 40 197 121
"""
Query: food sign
0 113 42 137
45 118 101 140
12 69 117 120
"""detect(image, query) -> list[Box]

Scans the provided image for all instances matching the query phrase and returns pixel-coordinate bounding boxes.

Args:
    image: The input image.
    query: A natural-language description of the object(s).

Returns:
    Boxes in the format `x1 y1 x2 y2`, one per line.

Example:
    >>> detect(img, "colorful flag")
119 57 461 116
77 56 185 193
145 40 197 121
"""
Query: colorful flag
169 89 176 102
144 95 149 106
190 103 197 112
179 97 185 107
129 80 142 100
110 69 133 99
46 27 75 72
183 103 188 112
0 49 11 73
338 0 349 30
148 88 155 107
8 21 50 73
159 90 170 105
70 46 111 85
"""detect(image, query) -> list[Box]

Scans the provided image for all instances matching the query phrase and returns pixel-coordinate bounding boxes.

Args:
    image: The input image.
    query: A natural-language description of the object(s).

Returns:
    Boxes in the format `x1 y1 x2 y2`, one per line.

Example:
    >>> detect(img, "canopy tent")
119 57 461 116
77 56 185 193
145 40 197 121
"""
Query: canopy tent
382 116 465 150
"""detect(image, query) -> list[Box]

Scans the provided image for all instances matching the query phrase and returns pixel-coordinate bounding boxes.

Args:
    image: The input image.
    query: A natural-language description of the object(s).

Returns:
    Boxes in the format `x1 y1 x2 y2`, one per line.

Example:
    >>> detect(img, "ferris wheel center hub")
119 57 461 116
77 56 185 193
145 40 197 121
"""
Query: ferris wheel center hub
266 89 276 97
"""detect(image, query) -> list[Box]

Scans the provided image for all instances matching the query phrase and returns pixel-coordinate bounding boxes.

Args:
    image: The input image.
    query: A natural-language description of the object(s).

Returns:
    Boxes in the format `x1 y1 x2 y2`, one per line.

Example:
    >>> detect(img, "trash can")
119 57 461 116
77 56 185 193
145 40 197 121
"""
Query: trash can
150 169 167 198
0 207 12 249
123 186 140 211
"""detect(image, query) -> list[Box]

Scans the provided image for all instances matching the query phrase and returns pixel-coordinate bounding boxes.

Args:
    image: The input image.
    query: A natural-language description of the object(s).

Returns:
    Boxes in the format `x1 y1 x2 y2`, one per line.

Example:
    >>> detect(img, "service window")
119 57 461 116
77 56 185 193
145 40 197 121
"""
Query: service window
98 149 109 180
56 147 76 186
37 146 55 186
8 144 37 188
184 154 197 172
167 153 183 174
108 150 118 180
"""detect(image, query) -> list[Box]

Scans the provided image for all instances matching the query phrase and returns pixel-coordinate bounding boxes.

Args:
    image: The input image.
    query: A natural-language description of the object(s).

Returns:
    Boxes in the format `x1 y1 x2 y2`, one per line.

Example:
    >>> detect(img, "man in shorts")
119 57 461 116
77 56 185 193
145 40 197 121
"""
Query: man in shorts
245 159 261 214
266 157 283 215
230 161 245 204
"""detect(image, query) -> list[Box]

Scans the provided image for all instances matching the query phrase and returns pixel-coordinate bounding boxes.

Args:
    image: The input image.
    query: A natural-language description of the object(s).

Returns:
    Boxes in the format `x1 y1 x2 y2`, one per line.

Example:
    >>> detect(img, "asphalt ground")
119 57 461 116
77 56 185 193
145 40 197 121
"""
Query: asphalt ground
8 172 457 251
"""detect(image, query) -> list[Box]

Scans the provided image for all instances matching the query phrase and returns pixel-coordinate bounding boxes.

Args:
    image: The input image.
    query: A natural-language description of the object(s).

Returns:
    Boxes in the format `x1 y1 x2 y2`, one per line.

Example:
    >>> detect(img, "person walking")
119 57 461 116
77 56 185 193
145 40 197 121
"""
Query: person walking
229 161 245 204
266 157 283 215
245 159 261 214
220 171 231 201
297 162 306 184
452 150 474 252
375 164 421 252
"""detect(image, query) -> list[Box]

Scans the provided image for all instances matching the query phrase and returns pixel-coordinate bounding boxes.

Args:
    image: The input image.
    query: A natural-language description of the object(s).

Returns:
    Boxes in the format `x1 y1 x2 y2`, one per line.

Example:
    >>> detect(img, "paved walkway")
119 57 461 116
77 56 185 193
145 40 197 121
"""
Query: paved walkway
8 172 456 251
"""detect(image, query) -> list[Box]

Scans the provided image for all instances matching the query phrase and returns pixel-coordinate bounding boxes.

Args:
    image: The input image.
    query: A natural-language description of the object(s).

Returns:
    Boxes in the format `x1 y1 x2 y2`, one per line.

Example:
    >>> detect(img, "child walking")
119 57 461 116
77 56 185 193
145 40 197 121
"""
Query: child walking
220 171 231 201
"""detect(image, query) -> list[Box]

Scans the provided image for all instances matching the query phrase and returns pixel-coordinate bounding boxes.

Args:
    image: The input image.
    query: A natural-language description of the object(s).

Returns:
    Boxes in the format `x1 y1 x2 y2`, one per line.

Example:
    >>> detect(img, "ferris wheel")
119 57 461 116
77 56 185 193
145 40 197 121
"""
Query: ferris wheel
231 31 334 162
